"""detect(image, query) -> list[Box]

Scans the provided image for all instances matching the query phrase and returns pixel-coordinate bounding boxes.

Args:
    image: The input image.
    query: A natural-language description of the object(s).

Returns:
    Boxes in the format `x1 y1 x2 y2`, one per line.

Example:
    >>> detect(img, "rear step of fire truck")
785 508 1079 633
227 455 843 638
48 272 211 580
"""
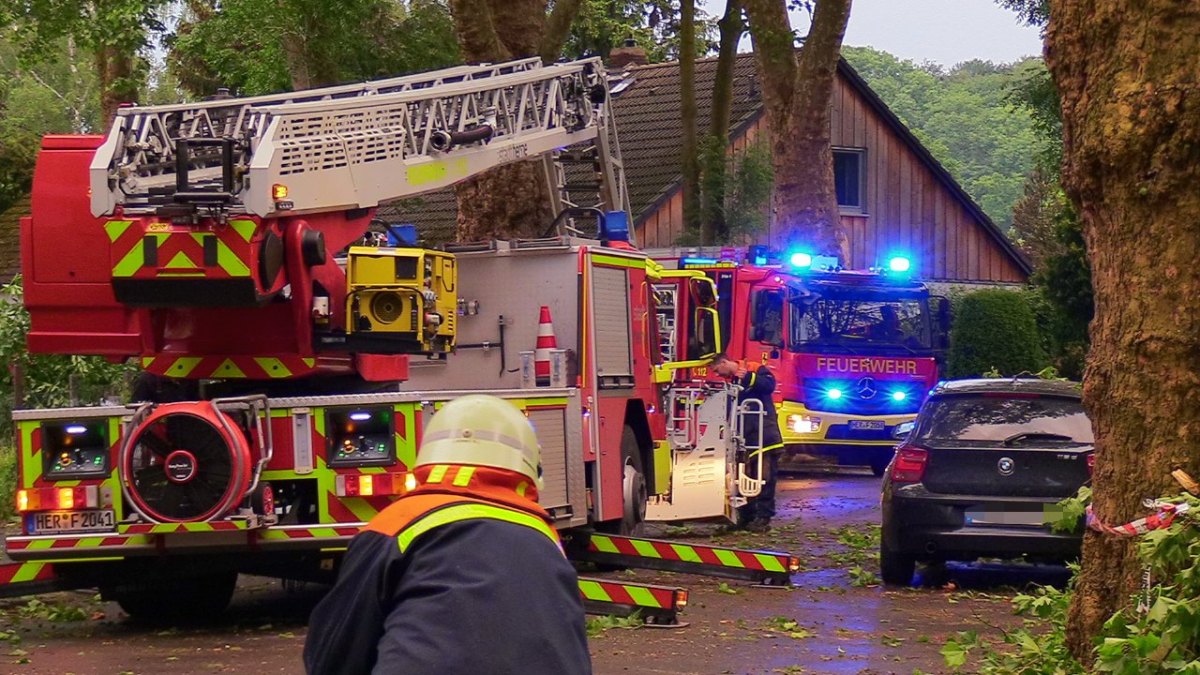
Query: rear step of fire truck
568 533 799 586
0 561 76 599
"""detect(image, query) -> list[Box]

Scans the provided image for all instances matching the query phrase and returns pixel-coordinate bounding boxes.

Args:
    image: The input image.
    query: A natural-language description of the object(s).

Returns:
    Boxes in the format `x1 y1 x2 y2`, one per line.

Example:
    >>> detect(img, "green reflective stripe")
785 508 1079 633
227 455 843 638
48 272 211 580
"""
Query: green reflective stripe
397 503 558 554
452 466 476 487
254 357 293 378
216 239 251 277
427 465 449 484
591 535 620 554
229 219 256 242
671 543 703 563
104 220 133 242
11 563 46 583
754 553 786 573
714 549 745 568
747 371 757 387
112 240 146 277
578 579 612 602
749 443 784 458
624 585 662 608
631 539 661 558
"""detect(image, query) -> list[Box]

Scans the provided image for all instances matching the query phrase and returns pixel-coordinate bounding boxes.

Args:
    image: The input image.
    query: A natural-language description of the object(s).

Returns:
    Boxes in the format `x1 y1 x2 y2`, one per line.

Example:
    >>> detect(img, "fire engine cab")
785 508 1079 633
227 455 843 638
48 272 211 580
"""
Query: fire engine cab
652 248 952 475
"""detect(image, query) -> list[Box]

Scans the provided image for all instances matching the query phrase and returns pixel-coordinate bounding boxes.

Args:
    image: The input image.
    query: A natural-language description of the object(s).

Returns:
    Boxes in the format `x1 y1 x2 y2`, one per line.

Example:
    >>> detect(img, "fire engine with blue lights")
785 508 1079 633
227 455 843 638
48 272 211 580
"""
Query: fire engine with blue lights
651 247 951 476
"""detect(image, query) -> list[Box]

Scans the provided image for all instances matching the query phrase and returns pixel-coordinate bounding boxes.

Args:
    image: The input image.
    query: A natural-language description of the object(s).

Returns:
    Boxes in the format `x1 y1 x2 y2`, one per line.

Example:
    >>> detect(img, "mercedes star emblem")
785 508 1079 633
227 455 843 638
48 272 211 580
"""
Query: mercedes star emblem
856 376 877 399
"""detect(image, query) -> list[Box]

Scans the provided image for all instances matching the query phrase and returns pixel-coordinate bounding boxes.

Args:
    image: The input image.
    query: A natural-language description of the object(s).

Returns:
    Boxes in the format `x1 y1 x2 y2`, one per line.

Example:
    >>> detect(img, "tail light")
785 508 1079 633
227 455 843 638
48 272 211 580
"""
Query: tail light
16 486 104 513
890 447 928 483
335 473 412 497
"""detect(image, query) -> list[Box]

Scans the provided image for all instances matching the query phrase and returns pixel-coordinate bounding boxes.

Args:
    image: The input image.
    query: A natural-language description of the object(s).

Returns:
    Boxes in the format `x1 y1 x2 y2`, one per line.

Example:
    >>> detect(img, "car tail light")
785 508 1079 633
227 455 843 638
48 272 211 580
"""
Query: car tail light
890 447 928 483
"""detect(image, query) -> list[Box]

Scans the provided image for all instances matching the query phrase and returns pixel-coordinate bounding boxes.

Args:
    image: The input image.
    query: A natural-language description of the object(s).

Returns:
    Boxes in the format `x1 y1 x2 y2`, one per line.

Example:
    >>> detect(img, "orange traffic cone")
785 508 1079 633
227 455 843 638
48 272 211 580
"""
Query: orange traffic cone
535 306 557 386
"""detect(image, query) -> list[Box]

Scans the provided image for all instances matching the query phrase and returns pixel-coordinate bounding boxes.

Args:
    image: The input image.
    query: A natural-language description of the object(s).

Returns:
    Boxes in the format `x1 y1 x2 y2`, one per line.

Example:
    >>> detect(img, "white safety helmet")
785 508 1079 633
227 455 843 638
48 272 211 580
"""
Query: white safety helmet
417 395 543 487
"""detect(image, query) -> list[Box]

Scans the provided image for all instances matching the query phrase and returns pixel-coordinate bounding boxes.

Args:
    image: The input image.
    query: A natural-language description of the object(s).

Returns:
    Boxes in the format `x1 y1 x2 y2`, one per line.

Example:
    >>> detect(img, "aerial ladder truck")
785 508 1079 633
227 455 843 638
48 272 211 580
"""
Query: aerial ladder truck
5 57 797 624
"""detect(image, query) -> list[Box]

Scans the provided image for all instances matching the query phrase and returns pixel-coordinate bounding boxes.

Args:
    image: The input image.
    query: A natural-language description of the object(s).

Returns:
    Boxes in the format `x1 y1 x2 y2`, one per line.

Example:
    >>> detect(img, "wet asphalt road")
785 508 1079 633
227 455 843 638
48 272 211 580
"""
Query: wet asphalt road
0 469 1070 674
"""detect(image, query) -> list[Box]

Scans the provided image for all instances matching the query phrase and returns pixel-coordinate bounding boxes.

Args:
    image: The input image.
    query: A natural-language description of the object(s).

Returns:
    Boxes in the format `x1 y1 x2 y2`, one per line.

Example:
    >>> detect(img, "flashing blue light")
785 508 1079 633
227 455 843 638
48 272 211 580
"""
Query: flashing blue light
65 425 87 435
891 391 907 402
887 256 912 273
753 256 767 266
826 388 843 400
790 252 813 268
350 412 372 421
681 257 718 266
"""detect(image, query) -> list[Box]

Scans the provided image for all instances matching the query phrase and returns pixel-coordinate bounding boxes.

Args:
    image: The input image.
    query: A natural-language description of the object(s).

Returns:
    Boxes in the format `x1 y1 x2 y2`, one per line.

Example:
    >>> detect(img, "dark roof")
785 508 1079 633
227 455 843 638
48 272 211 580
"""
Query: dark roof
0 196 29 284
931 378 1083 398
609 54 764 223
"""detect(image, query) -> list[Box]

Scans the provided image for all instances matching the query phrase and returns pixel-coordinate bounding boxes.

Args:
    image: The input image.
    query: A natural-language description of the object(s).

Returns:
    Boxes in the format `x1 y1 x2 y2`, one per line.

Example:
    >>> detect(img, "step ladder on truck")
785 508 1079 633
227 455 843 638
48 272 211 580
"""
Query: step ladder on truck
7 57 796 627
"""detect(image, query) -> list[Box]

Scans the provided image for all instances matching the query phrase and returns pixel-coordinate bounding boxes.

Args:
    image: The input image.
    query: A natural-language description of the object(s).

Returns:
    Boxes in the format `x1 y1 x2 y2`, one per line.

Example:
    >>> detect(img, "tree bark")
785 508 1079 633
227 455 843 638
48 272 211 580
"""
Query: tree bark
447 0 585 241
701 0 744 242
680 0 701 241
744 0 851 259
1044 0 1200 662
96 45 137 130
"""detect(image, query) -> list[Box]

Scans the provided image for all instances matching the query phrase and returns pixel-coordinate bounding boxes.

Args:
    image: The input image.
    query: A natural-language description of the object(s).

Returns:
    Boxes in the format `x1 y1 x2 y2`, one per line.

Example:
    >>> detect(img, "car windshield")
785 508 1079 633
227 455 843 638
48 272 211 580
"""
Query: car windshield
789 295 931 352
915 395 1094 444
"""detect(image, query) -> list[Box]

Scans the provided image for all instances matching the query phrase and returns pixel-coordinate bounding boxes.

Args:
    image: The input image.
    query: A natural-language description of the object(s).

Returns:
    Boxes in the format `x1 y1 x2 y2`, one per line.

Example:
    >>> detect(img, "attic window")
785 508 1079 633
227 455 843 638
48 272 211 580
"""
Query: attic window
833 148 866 214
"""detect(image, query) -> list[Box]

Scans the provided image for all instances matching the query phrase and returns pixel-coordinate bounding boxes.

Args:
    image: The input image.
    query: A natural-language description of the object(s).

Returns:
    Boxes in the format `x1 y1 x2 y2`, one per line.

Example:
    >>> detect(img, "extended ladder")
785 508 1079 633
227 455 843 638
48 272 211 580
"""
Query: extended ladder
91 57 627 221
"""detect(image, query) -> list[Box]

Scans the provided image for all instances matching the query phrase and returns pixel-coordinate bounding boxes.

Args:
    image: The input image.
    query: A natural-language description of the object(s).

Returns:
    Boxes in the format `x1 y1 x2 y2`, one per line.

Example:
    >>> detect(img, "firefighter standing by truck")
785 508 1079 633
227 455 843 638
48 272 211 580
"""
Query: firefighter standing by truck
303 395 592 675
712 354 784 532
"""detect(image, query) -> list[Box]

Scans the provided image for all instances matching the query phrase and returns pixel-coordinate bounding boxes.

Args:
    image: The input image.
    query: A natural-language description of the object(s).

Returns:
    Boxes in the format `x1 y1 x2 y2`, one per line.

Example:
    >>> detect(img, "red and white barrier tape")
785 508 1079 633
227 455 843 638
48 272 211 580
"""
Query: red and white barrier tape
1086 500 1191 537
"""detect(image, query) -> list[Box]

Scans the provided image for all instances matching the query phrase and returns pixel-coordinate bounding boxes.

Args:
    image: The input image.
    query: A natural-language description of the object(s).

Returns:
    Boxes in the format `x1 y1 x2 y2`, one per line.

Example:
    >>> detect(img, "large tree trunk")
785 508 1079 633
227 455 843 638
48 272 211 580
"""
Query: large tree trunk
96 45 138 129
701 0 744 243
1045 1 1200 662
744 0 851 258
680 0 701 241
447 0 582 240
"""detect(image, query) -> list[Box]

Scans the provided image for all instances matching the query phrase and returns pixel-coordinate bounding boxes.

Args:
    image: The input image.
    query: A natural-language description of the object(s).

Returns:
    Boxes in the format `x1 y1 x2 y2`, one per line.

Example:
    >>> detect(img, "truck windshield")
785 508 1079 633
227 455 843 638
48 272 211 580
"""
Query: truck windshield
788 294 932 352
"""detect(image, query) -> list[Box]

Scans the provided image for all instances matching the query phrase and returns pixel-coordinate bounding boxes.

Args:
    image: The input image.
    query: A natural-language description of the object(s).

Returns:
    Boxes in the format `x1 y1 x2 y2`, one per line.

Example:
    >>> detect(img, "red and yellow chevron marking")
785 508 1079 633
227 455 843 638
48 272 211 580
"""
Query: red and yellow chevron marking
255 526 363 540
141 355 318 379
0 561 56 585
587 534 795 574
120 521 249 535
577 577 686 612
105 218 258 280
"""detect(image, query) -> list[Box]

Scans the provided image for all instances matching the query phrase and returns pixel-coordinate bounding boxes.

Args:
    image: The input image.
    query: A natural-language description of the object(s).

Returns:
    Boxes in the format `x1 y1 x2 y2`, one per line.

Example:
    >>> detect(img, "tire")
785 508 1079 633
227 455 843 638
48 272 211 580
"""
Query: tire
880 542 916 587
597 426 647 537
113 571 238 624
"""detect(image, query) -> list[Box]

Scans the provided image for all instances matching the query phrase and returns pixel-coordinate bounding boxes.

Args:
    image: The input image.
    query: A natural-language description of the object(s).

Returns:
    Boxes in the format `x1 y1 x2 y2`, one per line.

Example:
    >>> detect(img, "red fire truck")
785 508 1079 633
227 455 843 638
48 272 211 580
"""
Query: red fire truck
653 248 951 475
4 58 794 623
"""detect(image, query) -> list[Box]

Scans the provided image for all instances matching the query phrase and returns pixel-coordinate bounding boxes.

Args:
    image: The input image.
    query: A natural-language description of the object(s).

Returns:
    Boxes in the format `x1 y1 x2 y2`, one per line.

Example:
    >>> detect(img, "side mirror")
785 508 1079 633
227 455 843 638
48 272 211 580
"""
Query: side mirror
892 421 916 440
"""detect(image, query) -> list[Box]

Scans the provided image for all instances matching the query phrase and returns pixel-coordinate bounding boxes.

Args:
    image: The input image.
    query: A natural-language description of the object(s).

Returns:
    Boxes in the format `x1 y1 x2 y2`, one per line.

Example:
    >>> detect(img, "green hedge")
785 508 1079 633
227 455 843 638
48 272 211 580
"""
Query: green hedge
947 289 1048 378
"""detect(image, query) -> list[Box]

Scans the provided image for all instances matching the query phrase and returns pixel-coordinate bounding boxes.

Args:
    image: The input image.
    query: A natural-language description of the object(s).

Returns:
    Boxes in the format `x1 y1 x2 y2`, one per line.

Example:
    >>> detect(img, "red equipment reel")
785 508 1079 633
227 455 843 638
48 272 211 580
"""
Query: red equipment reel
120 402 253 523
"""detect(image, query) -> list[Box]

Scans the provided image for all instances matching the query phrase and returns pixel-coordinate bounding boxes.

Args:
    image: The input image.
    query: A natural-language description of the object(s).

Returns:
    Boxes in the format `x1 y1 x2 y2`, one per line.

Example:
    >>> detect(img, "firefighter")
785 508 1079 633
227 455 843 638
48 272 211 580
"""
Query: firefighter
303 395 592 675
712 353 784 532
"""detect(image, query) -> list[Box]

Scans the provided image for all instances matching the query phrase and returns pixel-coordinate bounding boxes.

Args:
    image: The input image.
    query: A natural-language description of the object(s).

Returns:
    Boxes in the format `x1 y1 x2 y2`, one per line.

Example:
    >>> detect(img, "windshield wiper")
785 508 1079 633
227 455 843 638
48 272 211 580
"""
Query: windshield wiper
1002 431 1076 446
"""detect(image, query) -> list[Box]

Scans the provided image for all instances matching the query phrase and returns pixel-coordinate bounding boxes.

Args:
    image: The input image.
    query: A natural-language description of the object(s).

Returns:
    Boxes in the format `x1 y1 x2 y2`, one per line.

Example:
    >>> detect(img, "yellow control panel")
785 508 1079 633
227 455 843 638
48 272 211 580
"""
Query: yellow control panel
345 247 457 353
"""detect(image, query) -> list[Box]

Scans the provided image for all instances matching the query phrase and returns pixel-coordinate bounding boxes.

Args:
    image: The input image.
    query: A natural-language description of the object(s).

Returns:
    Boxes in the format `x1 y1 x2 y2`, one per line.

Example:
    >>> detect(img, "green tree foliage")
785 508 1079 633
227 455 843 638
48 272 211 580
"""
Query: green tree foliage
947 289 1047 377
678 140 773 245
563 0 711 62
168 0 461 96
842 46 1044 231
0 36 101 214
0 277 137 438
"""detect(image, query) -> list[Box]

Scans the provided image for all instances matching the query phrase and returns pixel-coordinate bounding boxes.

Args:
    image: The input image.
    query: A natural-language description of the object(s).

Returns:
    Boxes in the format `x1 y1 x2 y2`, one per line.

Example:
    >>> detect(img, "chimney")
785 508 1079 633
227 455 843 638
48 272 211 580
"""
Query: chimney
609 39 648 69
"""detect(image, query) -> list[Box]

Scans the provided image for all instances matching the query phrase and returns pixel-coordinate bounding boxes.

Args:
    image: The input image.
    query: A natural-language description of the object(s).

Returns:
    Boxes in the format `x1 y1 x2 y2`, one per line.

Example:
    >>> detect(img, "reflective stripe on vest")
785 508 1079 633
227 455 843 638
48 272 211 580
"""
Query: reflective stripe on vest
396 502 562 554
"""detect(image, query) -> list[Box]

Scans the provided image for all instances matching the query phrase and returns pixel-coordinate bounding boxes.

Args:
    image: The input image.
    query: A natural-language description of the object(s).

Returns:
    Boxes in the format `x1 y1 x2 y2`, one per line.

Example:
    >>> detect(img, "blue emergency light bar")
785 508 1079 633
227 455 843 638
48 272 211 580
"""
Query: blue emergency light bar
887 256 911 273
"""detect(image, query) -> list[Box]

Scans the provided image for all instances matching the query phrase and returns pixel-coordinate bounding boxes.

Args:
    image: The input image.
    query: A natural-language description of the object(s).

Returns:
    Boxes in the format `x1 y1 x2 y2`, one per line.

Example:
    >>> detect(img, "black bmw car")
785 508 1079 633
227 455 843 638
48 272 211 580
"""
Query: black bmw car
879 378 1093 586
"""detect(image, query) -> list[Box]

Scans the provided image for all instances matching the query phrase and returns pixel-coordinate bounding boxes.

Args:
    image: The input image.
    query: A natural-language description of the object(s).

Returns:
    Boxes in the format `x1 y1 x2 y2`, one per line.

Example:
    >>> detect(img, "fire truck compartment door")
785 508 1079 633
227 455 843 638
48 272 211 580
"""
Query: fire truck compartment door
645 388 737 523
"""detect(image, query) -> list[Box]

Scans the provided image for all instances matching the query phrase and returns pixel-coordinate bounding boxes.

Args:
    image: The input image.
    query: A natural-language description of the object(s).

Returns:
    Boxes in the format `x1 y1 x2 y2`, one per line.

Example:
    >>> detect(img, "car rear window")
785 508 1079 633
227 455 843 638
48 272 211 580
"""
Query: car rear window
916 394 1094 444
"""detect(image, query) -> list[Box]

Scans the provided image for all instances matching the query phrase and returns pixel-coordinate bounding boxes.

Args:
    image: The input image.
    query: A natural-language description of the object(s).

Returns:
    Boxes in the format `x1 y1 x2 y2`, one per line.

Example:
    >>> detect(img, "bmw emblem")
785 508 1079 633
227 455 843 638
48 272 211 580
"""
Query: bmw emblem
997 457 1015 476
856 376 877 399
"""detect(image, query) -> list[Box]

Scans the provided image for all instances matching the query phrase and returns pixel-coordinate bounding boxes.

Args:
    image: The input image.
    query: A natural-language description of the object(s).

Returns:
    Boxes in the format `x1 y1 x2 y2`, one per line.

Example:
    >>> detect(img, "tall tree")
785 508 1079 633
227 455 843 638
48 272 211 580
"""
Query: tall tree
679 0 700 238
446 0 585 240
742 0 852 259
1041 0 1200 660
9 0 166 126
699 0 743 243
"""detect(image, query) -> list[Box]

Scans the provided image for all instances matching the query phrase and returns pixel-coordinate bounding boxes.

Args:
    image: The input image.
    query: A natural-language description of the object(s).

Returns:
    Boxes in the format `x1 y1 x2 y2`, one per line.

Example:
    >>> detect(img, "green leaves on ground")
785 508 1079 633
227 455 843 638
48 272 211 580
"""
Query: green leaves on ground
585 613 643 637
762 616 814 640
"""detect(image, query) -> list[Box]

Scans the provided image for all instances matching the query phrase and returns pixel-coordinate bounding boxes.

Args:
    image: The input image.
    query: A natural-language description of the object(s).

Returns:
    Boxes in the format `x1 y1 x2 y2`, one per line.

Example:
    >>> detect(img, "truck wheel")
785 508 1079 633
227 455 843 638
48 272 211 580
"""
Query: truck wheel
112 571 238 624
879 542 916 587
598 426 647 537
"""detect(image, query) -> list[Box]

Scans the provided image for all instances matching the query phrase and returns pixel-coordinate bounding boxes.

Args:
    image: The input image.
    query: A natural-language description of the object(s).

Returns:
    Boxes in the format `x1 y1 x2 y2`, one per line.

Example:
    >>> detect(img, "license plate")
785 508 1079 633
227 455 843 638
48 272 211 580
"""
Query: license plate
848 420 885 431
28 510 115 535
965 508 1045 528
